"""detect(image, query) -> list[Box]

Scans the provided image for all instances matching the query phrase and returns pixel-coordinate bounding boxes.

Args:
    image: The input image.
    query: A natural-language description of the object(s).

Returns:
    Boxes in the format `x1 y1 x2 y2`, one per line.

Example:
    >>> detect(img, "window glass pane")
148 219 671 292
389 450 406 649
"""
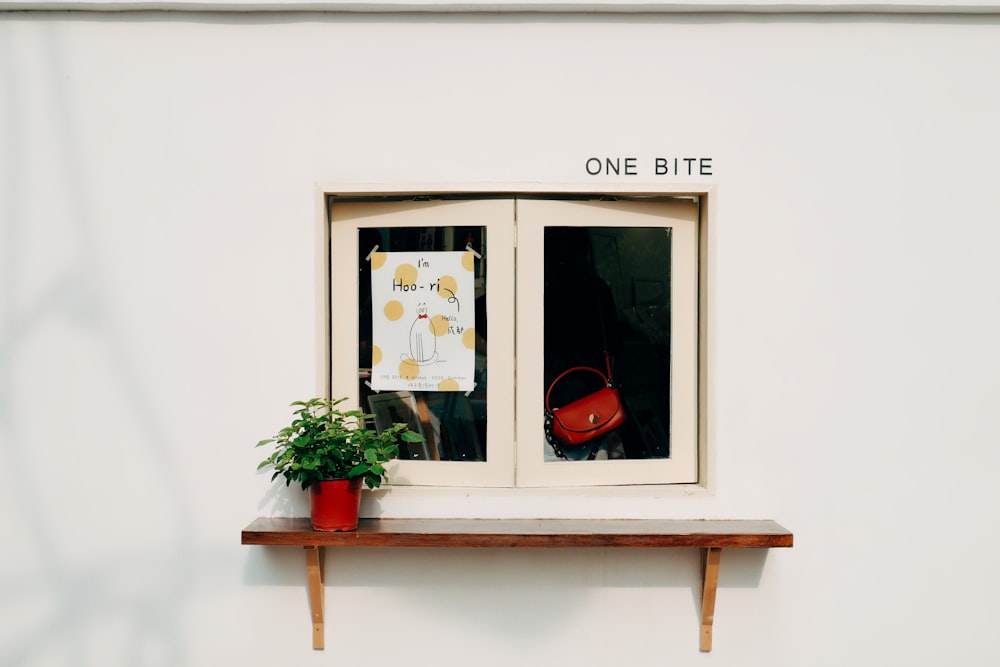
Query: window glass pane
544 226 672 462
358 226 488 462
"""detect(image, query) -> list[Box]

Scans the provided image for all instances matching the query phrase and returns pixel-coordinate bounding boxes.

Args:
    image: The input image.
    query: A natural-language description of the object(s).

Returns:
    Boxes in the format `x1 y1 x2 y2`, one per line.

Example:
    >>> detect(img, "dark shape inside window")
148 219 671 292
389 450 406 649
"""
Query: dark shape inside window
543 226 672 461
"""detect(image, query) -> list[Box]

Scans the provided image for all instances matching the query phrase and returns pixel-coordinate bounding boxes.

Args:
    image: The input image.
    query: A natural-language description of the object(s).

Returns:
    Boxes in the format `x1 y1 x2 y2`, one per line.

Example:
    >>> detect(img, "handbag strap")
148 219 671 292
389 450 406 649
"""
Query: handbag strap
545 366 611 414
545 279 618 415
595 284 615 381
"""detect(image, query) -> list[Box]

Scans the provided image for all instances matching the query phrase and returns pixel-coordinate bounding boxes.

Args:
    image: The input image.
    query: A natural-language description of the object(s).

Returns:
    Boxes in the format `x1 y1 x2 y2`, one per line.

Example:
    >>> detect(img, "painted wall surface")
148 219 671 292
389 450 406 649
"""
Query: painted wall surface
3 10 1000 666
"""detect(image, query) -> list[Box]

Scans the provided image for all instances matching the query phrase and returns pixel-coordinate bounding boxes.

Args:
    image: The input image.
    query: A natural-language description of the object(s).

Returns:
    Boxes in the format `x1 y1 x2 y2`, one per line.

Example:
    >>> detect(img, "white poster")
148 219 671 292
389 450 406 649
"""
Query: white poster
369 250 477 392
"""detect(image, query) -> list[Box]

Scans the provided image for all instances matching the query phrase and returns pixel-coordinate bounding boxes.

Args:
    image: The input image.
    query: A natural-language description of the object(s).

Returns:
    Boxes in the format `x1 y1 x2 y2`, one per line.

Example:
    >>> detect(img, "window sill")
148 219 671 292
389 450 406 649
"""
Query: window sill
356 482 714 520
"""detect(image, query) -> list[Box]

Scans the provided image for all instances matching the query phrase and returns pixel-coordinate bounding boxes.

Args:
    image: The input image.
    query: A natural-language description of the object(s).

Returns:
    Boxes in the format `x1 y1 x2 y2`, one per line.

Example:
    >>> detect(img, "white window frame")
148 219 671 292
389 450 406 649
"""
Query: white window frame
317 184 715 511
514 197 700 487
328 198 516 487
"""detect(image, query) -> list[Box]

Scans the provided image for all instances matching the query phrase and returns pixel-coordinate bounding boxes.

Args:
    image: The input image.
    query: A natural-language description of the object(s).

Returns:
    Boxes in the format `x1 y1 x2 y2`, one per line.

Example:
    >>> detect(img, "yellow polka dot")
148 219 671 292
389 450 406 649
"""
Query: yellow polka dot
395 263 418 286
462 327 476 349
371 345 382 366
438 378 459 391
429 314 450 336
437 275 458 301
399 358 420 381
370 252 387 270
462 251 475 272
384 300 404 321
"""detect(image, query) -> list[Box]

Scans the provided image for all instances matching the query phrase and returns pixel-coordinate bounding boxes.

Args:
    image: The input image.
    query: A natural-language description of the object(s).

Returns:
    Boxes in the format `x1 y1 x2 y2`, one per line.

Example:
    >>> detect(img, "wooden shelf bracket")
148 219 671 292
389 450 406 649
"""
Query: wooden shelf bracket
304 546 325 650
700 546 722 652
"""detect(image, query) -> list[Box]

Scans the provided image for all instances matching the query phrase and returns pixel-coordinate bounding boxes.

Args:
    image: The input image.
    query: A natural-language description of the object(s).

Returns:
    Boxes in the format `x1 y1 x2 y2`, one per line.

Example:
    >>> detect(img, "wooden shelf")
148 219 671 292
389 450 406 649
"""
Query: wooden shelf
242 517 792 652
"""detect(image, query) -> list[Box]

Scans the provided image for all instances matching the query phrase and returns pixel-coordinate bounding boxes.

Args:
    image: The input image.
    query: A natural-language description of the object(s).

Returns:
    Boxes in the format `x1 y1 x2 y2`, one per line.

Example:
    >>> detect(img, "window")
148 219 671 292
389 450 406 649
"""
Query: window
328 194 703 488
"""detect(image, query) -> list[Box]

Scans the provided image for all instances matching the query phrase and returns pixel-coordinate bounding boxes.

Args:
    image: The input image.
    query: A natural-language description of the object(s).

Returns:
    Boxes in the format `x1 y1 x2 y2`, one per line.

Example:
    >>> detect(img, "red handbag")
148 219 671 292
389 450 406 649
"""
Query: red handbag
545 364 626 449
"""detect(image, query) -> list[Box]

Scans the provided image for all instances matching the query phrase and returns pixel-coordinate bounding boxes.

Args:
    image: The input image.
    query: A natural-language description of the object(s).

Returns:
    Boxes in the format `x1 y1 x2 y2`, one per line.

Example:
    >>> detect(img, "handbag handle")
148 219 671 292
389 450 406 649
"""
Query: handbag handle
545 366 612 414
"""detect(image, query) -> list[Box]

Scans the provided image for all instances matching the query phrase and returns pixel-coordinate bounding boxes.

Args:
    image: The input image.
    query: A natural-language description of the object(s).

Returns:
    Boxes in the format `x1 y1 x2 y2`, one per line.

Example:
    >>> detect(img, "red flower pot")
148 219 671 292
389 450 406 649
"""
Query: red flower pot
309 478 363 531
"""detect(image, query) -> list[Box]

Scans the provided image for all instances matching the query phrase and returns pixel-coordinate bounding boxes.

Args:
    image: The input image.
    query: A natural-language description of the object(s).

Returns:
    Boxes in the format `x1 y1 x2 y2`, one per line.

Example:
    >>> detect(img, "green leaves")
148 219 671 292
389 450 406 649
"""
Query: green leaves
255 397 422 491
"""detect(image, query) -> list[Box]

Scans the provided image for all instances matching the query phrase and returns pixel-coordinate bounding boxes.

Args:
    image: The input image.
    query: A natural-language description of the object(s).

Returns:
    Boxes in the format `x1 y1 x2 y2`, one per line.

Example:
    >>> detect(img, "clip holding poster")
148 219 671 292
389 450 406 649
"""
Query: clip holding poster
368 250 478 393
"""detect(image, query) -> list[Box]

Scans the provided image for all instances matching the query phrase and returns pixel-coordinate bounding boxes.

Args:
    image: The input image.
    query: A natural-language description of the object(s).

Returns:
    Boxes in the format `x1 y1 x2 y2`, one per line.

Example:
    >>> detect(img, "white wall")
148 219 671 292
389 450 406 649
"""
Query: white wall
3 9 1000 666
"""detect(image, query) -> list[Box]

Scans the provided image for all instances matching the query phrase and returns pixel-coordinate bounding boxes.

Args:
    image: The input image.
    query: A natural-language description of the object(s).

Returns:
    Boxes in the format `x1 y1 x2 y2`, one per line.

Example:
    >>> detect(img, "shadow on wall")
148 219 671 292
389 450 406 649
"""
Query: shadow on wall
0 29 201 667
256 477 309 517
0 20 780 666
240 542 773 645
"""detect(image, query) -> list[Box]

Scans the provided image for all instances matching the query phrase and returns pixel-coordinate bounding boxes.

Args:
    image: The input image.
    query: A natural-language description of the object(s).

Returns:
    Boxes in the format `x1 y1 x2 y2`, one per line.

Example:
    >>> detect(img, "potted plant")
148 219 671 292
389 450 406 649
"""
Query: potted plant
256 397 424 531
